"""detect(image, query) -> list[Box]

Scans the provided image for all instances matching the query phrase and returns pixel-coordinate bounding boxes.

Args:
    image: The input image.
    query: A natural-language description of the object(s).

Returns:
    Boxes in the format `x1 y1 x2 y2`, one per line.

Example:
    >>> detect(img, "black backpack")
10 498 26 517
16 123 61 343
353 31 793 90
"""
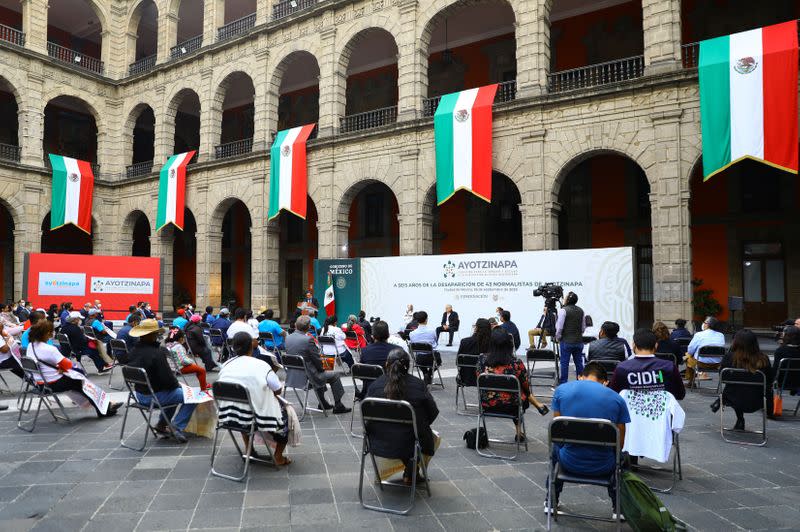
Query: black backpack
463 427 488 449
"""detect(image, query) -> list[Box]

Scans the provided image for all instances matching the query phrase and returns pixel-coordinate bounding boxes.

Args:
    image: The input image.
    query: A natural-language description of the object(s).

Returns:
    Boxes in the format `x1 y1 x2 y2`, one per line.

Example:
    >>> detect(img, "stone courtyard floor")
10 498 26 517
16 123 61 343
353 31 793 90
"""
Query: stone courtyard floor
0 348 798 531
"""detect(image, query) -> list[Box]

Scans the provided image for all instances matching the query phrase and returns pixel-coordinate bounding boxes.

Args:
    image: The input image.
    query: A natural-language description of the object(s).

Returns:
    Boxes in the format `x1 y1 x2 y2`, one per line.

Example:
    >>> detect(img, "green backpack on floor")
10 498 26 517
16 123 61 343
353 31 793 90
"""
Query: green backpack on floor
619 471 688 532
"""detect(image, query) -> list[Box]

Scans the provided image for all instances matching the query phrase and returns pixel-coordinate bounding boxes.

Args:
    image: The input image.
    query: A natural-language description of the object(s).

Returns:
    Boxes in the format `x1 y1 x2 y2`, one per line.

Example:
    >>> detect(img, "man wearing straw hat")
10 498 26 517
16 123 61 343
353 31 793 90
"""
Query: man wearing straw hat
126 319 197 443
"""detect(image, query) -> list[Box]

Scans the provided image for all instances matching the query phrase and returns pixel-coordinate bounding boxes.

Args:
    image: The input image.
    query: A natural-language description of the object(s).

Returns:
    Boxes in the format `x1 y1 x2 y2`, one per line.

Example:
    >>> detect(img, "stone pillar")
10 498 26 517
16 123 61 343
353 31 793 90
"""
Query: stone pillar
22 0 48 55
642 0 682 75
100 30 112 77
516 0 552 98
396 0 422 121
158 13 179 63
256 0 272 25
150 229 174 313
543 201 560 250
649 109 692 324
98 99 124 178
198 69 220 162
252 48 270 153
18 74 44 166
204 0 225 46
265 222 281 311
13 185 43 296
520 130 548 250
124 31 138 72
153 86 172 164
317 25 341 137
196 229 223 307
397 148 431 255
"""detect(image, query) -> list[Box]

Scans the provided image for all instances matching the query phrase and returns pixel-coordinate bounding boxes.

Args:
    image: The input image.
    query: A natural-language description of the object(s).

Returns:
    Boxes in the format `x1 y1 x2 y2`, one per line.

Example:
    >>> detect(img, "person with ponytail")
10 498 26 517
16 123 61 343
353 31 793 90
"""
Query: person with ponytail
365 347 439 484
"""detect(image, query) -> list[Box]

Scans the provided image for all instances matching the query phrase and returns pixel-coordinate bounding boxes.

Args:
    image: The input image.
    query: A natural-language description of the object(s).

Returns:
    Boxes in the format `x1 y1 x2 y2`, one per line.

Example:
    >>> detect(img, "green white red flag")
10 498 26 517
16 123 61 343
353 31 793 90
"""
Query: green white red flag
699 20 798 180
434 84 498 205
156 151 195 232
324 271 335 317
48 154 94 234
268 124 316 220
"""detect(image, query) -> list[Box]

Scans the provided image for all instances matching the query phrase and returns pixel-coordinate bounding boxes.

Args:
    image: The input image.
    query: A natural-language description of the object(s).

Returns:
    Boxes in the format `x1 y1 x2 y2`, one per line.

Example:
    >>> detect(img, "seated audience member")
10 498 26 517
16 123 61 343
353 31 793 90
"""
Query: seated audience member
203 306 216 324
142 302 156 320
226 308 258 340
360 321 395 367
653 321 684 364
458 318 492 356
125 305 137 324
528 306 555 349
0 304 23 337
547 362 630 514
0 322 24 380
321 314 354 368
409 311 442 385
126 319 198 443
685 316 726 385
365 348 439 484
166 328 209 390
307 310 322 335
20 311 48 350
172 308 189 330
218 332 294 465
27 320 121 417
258 309 286 350
211 308 232 339
342 314 368 350
609 328 685 400
357 310 373 341
58 302 73 325
618 385 685 466
435 304 459 347
46 304 59 323
284 316 351 414
88 309 115 367
712 329 774 430
773 326 800 392
116 314 141 351
587 321 631 362
61 311 110 373
670 319 693 342
386 332 410 353
479 328 550 441
499 310 522 351
185 314 220 372
246 310 260 331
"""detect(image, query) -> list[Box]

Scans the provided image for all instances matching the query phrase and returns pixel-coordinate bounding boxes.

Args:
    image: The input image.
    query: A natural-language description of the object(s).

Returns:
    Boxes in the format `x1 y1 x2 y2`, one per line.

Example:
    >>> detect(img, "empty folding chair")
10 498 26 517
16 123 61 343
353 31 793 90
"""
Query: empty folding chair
281 353 327 422
358 398 431 515
410 342 444 389
476 373 527 460
546 417 623 531
526 348 559 400
210 381 277 481
107 339 129 390
775 358 800 417
16 357 71 432
119 366 183 451
718 368 767 446
455 353 480 415
317 335 348 374
350 363 384 437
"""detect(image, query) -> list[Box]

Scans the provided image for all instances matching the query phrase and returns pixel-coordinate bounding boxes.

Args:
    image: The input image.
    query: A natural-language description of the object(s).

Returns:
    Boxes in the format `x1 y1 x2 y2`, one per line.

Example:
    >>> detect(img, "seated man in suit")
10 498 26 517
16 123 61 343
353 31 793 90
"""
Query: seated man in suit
435 304 459 347
284 315 351 414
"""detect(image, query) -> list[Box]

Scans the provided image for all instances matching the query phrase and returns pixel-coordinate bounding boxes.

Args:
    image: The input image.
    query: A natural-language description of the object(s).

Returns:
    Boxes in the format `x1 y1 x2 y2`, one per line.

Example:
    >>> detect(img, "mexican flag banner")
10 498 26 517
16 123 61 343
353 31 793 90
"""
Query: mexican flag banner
156 151 195 232
699 20 798 181
49 154 94 234
324 271 335 317
434 84 498 205
268 124 316 220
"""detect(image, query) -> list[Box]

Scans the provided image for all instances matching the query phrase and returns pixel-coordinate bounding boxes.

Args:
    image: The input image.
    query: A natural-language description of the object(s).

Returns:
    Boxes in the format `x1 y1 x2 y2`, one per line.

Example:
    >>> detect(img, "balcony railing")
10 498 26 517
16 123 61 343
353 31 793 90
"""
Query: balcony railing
126 160 154 178
217 13 256 42
129 55 156 76
0 23 24 47
47 41 104 74
44 157 100 176
681 42 699 69
272 0 317 20
340 106 398 134
170 35 203 59
548 55 644 93
422 79 518 117
0 143 21 162
215 138 254 159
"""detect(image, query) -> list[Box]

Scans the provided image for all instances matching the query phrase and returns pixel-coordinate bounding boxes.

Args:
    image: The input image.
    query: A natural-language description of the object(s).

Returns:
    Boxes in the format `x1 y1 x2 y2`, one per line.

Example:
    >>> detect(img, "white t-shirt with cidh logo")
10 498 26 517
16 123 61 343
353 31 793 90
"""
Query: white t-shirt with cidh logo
620 389 685 464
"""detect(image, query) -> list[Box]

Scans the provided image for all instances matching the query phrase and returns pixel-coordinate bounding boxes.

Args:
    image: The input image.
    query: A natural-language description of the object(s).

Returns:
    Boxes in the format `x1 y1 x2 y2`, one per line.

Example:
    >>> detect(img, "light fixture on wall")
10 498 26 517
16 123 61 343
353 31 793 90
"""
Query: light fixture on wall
180 47 187 54
74 55 82 63
290 0 298 7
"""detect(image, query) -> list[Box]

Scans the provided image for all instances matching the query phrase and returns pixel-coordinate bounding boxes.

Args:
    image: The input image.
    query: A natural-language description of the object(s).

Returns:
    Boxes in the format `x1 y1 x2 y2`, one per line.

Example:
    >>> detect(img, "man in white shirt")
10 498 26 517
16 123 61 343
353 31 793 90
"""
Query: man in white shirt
408 311 441 384
226 308 258 342
684 316 726 385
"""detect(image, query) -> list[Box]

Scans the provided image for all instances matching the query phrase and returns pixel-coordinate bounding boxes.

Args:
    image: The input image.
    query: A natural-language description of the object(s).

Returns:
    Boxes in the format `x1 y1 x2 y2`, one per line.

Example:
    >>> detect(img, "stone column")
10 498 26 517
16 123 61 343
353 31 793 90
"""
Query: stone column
316 25 341 137
100 30 113 77
515 0 552 98
18 73 44 166
204 0 225 46
252 48 270 153
649 109 692 324
21 0 48 55
196 229 223 307
396 0 422 121
150 229 174 313
124 31 138 72
198 69 220 162
256 0 273 25
13 184 43 296
520 130 548 250
397 148 431 255
642 0 682 75
98 98 124 178
158 13 179 63
265 222 281 311
153 86 172 164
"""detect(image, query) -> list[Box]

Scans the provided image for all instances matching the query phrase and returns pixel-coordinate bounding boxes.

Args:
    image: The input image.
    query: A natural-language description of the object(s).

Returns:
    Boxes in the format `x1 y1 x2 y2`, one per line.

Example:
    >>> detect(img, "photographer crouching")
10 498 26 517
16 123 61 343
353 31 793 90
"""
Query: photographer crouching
555 291 587 384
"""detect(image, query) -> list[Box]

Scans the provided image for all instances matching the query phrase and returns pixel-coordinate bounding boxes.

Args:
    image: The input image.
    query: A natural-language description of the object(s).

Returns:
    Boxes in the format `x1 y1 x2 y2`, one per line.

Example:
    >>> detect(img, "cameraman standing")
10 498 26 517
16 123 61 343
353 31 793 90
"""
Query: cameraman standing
555 291 587 384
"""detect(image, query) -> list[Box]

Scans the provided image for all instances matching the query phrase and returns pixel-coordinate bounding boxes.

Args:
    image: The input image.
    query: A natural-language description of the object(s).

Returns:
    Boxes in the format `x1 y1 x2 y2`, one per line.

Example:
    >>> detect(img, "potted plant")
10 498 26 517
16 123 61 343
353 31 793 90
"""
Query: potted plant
691 278 722 330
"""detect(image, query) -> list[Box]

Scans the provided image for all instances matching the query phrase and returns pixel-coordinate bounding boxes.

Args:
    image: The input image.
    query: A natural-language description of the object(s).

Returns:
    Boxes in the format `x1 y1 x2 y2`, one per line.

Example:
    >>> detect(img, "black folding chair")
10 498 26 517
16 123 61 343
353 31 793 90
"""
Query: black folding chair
358 398 431 515
719 368 767 446
654 352 678 367
317 335 348 374
119 366 183 451
691 345 726 391
259 331 282 360
476 373 527 460
775 358 800 417
210 381 277 481
209 328 225 362
107 339 128 390
675 337 691 351
344 330 362 361
350 363 384 437
55 333 87 371
410 342 444 389
282 353 327 422
16 357 71 432
591 359 620 377
526 349 559 400
547 417 622 531
455 353 480 416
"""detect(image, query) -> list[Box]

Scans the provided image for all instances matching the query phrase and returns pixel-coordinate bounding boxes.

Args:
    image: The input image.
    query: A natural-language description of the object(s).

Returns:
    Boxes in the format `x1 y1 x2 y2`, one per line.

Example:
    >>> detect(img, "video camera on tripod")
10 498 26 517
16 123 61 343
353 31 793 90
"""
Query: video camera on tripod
533 283 564 311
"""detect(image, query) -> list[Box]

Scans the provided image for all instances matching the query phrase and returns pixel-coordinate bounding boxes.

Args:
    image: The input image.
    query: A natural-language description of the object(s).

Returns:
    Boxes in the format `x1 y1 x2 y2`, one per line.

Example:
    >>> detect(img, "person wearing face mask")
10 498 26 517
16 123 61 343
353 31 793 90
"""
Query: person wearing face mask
554 292 587 384
684 316 726 387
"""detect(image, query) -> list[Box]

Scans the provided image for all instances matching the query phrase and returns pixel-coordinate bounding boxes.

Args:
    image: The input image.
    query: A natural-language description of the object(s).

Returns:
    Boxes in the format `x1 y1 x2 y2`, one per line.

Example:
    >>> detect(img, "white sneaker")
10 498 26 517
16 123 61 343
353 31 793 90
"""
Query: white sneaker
612 512 626 521
543 500 559 515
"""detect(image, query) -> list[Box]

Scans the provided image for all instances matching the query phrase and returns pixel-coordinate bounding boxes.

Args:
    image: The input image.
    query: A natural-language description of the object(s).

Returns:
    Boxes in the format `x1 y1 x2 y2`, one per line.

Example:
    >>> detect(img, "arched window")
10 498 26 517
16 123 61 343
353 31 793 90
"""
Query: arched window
276 52 320 132
43 96 98 168
0 77 19 163
216 72 255 159
47 0 104 74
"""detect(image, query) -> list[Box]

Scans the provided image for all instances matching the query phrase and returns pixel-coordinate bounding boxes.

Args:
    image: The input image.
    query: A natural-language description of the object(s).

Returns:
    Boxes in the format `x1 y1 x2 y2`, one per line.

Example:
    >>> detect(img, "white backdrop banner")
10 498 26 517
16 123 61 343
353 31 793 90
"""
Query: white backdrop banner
360 247 635 346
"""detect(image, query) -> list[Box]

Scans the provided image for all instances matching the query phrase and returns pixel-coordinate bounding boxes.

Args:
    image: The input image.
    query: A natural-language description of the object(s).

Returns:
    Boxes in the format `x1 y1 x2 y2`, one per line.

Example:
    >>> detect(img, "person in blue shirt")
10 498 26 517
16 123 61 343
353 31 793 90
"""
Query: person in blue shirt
408 311 442 385
89 309 116 368
203 306 216 324
117 314 141 351
257 309 286 349
21 311 52 349
172 309 189 330
669 318 693 342
211 308 232 344
547 361 630 514
308 311 321 336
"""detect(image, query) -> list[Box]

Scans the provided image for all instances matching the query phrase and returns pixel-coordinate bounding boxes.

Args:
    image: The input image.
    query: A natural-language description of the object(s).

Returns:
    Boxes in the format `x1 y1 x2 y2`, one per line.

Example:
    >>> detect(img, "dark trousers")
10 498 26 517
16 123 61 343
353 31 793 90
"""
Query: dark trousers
416 351 442 383
559 342 585 384
549 445 617 506
47 376 103 416
196 347 217 371
0 357 24 379
436 326 456 345
81 347 105 372
314 372 346 405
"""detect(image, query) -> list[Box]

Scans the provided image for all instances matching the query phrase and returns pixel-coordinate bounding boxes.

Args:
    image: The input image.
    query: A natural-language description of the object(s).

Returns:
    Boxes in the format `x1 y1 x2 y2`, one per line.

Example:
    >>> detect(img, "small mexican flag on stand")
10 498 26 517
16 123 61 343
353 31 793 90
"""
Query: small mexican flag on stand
434 84 498 205
699 20 798 180
324 271 335 317
48 154 94 234
156 151 195 232
268 124 316 220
